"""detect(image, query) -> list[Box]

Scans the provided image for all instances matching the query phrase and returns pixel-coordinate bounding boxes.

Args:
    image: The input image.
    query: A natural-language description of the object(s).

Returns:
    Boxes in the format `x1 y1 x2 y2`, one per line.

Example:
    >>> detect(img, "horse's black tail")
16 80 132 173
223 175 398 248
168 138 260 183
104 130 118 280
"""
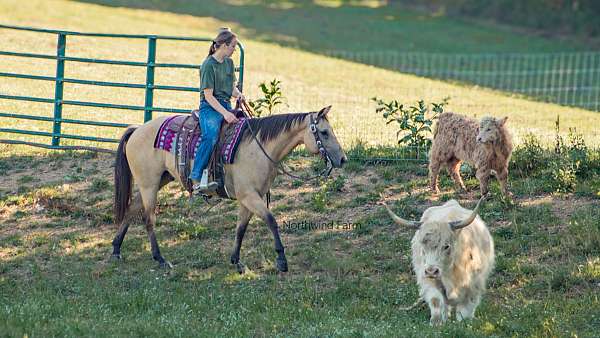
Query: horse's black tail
114 126 137 224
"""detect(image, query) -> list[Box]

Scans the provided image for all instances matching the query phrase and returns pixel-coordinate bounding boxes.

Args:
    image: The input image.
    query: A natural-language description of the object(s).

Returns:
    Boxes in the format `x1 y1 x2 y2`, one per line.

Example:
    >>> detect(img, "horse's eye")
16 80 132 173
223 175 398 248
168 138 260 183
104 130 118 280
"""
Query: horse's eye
320 130 329 139
443 244 450 251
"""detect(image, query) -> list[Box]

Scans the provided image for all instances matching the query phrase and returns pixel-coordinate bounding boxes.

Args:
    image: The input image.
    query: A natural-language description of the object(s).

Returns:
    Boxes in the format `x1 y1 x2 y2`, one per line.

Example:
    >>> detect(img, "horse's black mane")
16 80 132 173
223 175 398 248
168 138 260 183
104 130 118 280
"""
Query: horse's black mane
242 113 309 143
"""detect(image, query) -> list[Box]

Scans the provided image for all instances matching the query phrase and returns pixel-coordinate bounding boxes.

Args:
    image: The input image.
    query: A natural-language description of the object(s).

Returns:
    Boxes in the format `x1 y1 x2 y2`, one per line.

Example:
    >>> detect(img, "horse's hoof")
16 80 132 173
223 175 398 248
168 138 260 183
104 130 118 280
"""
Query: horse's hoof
110 253 122 261
276 258 288 272
159 261 173 269
236 263 246 274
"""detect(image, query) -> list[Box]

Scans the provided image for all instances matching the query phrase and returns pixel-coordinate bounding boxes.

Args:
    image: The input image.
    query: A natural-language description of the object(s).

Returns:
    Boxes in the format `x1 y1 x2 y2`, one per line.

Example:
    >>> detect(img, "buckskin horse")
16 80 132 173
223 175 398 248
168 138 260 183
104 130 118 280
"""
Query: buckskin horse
112 106 346 272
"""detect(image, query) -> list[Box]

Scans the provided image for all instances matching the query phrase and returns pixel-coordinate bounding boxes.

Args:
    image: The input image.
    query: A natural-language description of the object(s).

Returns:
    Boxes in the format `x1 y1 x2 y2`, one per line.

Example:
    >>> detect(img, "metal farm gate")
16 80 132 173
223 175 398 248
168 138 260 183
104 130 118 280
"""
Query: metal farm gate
0 24 245 151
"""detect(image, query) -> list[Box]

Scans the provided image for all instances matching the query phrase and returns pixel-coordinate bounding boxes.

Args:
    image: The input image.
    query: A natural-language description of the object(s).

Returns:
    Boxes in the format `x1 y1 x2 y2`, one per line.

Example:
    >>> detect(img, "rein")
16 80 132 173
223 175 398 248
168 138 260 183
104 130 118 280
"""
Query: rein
237 98 333 182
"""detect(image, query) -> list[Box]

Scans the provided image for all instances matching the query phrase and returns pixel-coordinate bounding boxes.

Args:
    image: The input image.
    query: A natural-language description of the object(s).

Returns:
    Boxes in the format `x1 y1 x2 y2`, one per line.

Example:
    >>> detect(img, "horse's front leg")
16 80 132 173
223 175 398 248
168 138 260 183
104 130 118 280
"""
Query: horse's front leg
240 193 288 272
230 205 253 273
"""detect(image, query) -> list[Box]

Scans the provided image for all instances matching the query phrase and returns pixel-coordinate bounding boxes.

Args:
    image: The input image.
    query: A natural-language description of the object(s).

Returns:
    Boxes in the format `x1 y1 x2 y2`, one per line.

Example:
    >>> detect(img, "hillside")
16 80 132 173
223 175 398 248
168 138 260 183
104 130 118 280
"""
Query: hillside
1 0 599 151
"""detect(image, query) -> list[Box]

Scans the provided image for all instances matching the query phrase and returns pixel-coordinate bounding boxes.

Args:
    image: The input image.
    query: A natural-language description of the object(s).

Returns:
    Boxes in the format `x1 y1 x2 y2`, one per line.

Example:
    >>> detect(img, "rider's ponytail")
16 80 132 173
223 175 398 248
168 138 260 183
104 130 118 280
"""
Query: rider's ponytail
207 27 237 56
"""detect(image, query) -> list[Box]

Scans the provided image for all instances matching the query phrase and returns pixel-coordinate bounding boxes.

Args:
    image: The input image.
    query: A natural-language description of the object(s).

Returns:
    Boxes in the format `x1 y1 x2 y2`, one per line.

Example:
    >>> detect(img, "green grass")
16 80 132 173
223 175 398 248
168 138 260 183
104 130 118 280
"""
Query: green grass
1 0 600 153
1 144 599 336
1 2 600 336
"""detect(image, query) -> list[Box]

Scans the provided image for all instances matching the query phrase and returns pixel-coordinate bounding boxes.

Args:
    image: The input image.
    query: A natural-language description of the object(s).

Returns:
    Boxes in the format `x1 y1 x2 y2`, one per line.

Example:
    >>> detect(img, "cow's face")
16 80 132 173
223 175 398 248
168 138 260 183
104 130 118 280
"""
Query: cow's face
477 116 508 144
384 197 485 279
415 223 456 279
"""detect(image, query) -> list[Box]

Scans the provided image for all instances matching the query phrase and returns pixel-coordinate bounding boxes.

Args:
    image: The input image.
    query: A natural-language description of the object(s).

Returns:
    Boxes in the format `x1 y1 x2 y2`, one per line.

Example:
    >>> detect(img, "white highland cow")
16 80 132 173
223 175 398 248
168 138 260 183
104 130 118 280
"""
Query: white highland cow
384 197 495 326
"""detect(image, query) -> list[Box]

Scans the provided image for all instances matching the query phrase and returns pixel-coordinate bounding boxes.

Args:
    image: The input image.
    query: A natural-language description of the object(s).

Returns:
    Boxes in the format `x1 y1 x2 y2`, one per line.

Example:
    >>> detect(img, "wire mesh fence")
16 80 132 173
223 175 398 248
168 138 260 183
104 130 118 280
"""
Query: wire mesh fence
244 50 600 161
324 51 600 112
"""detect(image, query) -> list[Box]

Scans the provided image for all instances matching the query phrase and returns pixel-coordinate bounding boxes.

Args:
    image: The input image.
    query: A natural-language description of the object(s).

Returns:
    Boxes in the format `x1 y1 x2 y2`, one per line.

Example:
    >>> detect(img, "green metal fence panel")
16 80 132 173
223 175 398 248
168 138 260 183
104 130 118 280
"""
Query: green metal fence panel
0 24 245 151
52 33 66 147
0 94 54 104
144 37 157 122
237 43 245 92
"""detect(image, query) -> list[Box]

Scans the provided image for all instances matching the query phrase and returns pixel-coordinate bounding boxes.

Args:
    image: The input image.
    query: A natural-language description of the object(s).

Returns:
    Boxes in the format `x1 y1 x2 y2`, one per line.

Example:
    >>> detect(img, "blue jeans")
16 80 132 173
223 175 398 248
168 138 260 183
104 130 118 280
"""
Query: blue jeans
189 99 230 181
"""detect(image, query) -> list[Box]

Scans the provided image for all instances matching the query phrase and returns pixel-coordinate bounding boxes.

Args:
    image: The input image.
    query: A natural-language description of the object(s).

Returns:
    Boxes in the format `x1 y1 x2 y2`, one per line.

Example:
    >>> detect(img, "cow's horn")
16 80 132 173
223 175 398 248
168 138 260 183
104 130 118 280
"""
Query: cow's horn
449 196 485 230
383 202 421 228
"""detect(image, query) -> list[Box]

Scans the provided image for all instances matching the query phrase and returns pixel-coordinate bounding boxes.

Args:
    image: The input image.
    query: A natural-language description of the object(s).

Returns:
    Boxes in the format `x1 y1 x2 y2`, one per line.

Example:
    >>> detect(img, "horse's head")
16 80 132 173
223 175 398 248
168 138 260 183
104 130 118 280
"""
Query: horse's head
304 106 347 168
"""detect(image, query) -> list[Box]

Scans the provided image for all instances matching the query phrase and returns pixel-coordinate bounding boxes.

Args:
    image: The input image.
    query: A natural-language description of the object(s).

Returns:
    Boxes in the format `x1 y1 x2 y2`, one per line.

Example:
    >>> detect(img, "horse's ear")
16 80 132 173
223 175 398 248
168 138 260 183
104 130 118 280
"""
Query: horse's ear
498 116 508 126
317 105 332 120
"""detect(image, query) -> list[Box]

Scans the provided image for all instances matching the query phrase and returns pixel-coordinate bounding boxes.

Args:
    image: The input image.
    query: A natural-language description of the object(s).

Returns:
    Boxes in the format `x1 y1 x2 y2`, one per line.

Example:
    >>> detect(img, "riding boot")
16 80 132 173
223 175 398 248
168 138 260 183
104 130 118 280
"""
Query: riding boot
192 169 218 193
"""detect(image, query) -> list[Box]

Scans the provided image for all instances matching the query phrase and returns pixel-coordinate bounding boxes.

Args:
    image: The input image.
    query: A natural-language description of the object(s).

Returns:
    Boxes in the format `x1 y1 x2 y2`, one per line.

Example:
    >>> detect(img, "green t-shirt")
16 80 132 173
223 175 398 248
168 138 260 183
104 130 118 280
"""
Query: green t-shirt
199 56 236 102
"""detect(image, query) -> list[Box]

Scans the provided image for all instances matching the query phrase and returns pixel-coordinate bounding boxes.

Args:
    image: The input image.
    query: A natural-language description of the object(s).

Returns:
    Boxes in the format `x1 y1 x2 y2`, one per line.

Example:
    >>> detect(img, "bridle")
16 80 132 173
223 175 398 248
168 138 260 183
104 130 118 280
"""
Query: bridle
238 98 333 181
308 113 334 177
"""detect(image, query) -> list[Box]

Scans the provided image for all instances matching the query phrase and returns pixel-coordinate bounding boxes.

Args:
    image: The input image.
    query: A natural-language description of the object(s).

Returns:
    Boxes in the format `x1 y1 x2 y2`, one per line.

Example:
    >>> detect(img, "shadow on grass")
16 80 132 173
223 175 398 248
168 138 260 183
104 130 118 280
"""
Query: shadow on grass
65 0 600 114
72 0 584 54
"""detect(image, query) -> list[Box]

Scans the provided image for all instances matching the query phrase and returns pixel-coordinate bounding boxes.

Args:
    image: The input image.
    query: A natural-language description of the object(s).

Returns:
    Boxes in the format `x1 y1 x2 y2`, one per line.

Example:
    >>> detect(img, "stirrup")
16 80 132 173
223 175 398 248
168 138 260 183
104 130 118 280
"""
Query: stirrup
192 169 217 194
192 181 219 194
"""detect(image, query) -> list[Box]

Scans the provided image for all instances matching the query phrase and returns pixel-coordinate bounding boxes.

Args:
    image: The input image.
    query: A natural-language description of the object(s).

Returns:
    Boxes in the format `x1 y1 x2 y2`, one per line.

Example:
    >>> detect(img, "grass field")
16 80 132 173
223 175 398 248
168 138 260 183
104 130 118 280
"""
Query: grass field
70 0 600 112
76 0 591 53
1 145 599 336
1 1 600 337
1 0 600 151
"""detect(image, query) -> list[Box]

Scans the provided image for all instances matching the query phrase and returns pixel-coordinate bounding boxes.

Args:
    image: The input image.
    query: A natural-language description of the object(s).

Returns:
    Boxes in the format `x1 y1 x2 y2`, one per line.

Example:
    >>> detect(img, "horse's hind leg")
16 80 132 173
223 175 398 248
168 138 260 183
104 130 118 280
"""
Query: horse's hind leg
111 192 143 259
111 173 173 260
230 205 252 273
240 192 288 272
140 183 172 269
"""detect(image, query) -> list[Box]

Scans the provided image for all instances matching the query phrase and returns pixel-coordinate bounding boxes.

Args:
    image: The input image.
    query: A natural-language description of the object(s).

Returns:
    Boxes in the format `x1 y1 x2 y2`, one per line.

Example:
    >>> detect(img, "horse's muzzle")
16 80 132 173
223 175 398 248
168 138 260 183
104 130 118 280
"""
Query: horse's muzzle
332 154 347 168
340 155 347 166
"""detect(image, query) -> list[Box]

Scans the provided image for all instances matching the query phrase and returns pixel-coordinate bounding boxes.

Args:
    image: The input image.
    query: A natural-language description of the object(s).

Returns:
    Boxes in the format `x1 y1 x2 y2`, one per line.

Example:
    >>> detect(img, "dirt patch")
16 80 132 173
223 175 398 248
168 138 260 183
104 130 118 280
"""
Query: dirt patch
548 196 597 221
519 195 597 228
1 152 114 194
